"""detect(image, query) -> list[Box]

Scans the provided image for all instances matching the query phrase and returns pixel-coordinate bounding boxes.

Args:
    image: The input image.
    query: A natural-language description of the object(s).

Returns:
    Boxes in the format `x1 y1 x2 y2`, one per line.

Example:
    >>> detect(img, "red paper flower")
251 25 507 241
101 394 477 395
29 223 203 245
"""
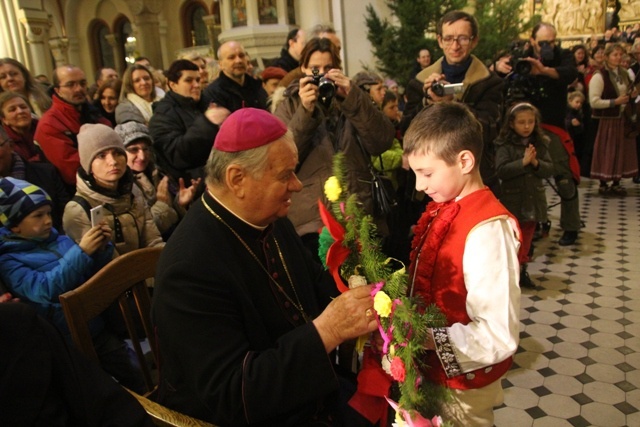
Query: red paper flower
390 356 406 382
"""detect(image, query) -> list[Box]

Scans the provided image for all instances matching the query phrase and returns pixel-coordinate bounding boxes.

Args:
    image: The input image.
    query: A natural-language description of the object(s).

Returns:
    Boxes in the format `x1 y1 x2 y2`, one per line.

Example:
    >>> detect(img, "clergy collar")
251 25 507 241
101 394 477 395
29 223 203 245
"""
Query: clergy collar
206 187 268 231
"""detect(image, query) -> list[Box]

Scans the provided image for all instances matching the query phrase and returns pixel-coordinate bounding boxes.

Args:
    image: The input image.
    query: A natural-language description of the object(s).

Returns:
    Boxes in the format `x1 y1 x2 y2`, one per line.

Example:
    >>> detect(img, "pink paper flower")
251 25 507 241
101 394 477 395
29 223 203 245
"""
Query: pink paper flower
386 397 440 427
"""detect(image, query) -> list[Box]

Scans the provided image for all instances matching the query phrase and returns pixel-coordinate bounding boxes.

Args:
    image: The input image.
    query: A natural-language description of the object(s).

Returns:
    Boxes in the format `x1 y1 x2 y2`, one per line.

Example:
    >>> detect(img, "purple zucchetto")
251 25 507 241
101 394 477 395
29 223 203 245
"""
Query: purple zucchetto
213 108 288 153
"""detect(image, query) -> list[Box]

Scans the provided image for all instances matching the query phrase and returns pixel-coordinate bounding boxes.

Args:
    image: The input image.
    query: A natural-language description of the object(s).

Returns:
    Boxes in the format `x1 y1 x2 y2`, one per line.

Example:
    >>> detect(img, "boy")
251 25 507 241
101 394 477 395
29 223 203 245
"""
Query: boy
404 103 521 426
0 177 144 393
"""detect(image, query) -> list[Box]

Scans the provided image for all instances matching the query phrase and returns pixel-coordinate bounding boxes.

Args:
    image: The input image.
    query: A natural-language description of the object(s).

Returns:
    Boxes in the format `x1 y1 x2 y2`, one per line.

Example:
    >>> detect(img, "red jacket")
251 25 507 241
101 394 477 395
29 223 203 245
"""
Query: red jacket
34 96 110 185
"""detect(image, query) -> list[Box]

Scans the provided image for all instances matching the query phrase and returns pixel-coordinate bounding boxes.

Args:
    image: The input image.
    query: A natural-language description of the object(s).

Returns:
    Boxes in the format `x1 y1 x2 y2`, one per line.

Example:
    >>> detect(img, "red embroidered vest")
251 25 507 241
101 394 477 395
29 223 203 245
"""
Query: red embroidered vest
410 188 519 390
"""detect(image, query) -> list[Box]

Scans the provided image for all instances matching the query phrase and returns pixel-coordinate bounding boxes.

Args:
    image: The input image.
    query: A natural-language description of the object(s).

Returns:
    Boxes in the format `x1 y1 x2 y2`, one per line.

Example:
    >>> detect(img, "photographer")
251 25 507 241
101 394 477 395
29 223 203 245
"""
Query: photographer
274 37 394 257
495 23 578 129
494 23 581 246
402 11 504 194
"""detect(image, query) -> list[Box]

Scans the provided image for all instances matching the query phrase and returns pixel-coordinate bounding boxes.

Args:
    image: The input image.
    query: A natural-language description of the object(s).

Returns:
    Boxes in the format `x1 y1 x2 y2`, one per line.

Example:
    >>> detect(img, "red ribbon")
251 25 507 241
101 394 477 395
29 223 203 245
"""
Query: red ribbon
348 348 393 425
318 200 350 293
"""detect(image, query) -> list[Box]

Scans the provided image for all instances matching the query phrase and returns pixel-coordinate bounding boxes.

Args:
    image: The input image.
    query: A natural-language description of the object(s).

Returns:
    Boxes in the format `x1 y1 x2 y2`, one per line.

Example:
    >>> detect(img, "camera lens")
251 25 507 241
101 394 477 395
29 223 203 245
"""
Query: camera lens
431 81 445 97
514 59 532 75
318 77 336 100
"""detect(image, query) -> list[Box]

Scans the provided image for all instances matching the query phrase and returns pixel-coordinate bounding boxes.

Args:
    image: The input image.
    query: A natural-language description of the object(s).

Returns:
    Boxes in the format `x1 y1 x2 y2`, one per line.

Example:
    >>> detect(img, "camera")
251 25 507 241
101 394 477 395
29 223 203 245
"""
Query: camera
431 81 464 97
508 44 532 76
310 67 336 104
510 58 532 76
503 41 547 104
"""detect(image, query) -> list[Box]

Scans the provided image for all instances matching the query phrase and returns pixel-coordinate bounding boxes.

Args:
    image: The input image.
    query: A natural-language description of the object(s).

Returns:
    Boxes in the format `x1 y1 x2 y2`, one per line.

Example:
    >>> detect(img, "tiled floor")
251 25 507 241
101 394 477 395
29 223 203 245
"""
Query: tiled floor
494 178 640 427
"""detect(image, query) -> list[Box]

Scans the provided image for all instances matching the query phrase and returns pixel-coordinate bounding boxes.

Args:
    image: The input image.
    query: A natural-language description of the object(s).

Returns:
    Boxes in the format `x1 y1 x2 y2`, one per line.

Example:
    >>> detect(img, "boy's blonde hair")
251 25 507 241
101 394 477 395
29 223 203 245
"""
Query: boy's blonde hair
404 102 482 168
568 91 585 103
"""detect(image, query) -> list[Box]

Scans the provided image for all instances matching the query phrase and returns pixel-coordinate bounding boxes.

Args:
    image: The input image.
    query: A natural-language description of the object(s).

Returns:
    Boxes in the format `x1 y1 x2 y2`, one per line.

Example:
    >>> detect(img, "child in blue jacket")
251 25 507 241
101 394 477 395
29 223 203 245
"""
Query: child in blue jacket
0 177 144 393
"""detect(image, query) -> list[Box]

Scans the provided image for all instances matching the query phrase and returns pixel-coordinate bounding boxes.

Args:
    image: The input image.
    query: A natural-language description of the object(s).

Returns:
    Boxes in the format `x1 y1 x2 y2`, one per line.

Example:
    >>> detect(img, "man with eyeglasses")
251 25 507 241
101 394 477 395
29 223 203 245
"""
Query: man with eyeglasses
402 10 504 194
35 65 111 193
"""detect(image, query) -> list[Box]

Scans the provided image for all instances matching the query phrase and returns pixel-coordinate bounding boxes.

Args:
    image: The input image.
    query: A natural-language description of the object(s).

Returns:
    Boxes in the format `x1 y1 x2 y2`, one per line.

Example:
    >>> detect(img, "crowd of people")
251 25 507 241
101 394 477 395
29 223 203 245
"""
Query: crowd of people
0 11 639 427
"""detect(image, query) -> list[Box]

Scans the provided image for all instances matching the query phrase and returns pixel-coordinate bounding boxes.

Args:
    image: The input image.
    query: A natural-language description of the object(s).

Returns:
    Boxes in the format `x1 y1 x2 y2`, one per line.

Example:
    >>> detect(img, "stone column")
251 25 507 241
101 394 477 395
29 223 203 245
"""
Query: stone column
66 37 82 67
220 0 232 29
16 9 51 76
203 14 221 58
0 0 24 60
104 33 124 73
246 0 259 26
48 37 69 68
125 0 164 68
158 19 170 70
276 0 287 25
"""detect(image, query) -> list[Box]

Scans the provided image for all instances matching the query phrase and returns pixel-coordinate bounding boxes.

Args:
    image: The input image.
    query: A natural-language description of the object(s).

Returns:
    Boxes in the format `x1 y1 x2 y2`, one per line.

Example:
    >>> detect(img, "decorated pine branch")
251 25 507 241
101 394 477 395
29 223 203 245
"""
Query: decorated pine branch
318 152 452 426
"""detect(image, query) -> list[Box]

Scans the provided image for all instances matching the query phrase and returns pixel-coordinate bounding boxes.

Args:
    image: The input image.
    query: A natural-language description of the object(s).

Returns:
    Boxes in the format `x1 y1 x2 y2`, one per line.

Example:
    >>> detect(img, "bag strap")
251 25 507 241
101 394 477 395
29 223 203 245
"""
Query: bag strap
71 195 92 219
355 135 386 174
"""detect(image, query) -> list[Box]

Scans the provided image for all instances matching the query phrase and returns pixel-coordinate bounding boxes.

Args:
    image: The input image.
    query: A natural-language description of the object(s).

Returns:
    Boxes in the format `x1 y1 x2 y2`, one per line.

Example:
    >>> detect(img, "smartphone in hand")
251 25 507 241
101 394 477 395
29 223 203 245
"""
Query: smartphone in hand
90 205 105 227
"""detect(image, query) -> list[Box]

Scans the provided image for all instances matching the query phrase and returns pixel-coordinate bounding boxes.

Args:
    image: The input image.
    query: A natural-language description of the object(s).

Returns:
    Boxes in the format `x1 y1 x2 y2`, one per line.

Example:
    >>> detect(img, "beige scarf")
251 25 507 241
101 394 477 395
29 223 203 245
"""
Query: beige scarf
126 92 155 123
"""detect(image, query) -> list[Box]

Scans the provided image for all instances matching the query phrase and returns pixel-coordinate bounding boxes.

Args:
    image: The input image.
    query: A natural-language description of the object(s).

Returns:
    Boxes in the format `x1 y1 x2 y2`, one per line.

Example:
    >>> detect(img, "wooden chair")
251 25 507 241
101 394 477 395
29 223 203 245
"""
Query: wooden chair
125 389 216 427
60 247 216 427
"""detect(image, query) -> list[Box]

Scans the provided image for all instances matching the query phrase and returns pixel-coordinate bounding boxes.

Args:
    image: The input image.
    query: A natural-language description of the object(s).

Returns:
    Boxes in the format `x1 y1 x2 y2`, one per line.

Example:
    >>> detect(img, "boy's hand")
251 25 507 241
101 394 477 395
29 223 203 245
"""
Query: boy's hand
79 224 112 255
571 118 581 126
0 292 19 303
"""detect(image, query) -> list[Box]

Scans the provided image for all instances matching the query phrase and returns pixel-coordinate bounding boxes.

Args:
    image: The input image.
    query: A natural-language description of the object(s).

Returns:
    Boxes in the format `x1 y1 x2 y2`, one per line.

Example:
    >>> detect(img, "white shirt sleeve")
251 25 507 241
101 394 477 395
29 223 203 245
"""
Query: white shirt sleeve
445 216 521 373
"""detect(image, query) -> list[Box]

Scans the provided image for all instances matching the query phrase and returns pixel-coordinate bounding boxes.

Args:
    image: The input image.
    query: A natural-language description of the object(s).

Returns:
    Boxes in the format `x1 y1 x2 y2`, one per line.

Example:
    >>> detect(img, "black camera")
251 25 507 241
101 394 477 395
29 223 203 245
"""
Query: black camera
431 81 464 97
310 67 336 104
508 45 532 76
503 41 547 104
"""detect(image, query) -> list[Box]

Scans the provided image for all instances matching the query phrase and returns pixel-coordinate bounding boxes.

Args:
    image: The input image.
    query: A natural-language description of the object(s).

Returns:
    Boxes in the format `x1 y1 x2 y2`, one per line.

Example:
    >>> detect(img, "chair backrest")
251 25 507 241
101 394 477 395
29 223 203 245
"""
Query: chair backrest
59 246 163 394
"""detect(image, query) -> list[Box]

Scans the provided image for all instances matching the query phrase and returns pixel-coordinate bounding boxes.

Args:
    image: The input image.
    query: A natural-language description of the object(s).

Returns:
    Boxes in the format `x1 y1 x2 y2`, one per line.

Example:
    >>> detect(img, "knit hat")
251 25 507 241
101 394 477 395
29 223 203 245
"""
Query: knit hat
0 177 52 228
214 108 288 152
77 123 127 173
261 66 287 82
114 122 153 147
385 79 398 89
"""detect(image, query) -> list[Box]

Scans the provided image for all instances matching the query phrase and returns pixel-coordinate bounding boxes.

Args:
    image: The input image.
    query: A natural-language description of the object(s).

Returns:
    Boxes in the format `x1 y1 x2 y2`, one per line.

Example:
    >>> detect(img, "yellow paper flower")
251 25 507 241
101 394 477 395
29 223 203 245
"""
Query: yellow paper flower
373 291 393 318
394 410 407 427
324 176 342 202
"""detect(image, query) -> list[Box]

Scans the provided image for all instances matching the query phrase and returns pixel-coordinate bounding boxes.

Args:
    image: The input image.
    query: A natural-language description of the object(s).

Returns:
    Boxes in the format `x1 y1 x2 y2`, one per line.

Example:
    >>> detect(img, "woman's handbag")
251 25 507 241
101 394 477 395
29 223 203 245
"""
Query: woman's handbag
356 137 397 216
369 163 397 216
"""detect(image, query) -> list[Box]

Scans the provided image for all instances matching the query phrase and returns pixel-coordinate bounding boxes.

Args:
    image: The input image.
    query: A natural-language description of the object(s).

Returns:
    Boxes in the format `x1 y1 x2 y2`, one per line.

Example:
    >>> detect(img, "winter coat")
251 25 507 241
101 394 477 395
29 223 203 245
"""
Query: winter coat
21 156 70 232
34 95 111 186
63 170 164 257
495 134 554 222
403 55 505 187
274 82 395 236
2 120 44 162
201 72 268 112
272 48 299 72
0 227 112 334
132 170 183 236
148 91 219 183
115 99 147 125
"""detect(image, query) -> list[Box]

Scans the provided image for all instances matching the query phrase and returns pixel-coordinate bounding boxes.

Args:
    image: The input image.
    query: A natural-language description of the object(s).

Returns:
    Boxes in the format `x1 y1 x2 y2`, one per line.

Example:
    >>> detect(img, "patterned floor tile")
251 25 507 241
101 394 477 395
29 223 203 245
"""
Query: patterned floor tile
495 179 639 426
